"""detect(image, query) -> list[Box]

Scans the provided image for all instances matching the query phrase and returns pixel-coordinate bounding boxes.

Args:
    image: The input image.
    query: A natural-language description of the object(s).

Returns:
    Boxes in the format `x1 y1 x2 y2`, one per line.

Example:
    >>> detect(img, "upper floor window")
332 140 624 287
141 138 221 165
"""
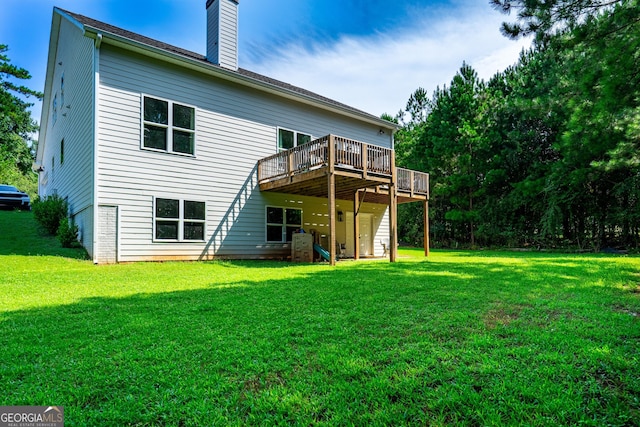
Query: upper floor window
277 128 311 152
143 96 195 155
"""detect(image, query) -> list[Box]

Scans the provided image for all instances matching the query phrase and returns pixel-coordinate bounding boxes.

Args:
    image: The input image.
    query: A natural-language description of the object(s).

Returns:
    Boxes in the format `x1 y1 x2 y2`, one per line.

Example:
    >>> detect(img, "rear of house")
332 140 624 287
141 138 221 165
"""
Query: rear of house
36 1 428 264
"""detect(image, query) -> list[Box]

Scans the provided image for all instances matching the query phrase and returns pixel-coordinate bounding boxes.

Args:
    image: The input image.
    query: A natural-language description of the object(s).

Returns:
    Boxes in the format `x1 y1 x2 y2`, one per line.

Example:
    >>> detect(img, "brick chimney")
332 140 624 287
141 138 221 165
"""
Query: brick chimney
206 0 239 71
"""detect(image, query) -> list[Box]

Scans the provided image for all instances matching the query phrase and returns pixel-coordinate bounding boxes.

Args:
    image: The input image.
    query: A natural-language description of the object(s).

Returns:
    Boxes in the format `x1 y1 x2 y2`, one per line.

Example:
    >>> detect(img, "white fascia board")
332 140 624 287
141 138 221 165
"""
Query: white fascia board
36 13 62 163
55 7 86 32
81 26 398 131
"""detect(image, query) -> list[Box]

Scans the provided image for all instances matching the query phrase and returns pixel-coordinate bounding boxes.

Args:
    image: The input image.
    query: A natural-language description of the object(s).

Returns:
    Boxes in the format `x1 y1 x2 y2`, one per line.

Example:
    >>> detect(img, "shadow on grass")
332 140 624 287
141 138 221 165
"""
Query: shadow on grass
1 254 639 425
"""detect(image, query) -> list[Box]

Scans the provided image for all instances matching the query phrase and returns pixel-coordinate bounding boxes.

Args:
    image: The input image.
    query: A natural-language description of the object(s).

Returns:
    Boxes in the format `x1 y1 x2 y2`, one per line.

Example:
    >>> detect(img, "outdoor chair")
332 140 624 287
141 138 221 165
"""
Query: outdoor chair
380 240 389 256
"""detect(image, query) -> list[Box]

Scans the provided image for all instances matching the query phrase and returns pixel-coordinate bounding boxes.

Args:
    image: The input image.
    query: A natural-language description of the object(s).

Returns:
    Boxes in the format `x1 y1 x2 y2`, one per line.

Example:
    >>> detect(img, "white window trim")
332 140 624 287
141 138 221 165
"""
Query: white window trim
141 94 197 157
265 205 303 243
153 196 207 243
276 127 312 153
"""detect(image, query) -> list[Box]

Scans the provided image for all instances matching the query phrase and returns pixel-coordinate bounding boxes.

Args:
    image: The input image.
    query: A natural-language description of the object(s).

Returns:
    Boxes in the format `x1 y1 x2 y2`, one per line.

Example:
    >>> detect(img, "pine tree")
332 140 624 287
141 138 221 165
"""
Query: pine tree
0 44 43 195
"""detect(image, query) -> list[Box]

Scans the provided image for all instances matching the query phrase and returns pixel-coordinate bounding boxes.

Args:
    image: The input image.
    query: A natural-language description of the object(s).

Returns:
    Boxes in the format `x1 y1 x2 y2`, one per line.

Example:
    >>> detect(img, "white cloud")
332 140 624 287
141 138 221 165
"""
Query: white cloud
246 3 531 117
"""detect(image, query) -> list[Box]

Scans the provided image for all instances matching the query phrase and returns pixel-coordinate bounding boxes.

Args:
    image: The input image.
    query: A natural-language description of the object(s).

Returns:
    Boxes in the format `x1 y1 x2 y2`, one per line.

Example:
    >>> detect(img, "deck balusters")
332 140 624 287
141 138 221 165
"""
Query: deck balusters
257 135 429 197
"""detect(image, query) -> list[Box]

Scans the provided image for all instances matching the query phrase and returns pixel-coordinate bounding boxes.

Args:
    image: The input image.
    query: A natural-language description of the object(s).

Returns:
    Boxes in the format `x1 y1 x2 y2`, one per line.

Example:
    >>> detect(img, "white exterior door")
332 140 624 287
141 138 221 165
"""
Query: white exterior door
359 213 372 257
345 212 373 257
345 212 355 257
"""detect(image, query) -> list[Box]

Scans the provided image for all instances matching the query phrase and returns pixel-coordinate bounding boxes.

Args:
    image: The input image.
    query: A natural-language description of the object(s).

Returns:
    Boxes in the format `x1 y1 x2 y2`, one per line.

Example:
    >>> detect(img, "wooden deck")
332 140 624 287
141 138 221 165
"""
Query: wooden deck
257 135 430 265
257 135 429 203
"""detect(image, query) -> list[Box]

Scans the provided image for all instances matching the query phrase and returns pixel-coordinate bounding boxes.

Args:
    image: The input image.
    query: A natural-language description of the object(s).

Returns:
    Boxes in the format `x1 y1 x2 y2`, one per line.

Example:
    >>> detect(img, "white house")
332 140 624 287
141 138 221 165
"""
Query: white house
36 0 429 264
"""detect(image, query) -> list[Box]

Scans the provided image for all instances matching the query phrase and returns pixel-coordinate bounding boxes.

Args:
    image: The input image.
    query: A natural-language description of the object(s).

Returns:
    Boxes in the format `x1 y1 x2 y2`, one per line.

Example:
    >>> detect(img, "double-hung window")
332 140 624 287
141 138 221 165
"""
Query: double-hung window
143 96 196 155
154 198 206 241
266 206 302 243
277 128 311 152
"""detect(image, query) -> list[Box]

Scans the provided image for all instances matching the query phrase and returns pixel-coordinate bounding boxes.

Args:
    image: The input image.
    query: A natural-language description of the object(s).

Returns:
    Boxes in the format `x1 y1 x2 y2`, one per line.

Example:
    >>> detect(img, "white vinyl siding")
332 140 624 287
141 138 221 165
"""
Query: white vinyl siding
39 17 96 257
206 0 238 70
95 44 391 261
218 0 238 70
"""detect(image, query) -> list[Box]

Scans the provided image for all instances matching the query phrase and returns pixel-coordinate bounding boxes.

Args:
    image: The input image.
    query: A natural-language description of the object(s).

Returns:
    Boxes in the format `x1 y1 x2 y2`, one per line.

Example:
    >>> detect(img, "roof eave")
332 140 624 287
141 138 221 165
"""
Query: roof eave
37 8 90 164
36 12 63 164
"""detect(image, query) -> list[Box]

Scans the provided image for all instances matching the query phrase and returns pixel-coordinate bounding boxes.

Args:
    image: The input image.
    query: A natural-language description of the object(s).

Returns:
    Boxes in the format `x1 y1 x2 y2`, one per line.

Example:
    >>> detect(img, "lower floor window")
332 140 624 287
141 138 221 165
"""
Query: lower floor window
155 198 205 241
266 206 302 242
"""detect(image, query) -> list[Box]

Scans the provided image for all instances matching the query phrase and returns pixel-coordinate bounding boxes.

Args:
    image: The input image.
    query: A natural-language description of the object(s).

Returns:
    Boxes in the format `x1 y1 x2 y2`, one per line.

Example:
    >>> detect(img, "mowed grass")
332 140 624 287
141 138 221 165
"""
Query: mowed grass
0 211 639 426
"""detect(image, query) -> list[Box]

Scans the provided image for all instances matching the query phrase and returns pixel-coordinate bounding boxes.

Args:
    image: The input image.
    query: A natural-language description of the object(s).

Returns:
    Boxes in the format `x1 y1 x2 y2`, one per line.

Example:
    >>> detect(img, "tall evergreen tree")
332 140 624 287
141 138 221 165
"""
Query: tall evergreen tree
0 44 42 195
403 63 488 247
394 1 639 249
490 0 630 42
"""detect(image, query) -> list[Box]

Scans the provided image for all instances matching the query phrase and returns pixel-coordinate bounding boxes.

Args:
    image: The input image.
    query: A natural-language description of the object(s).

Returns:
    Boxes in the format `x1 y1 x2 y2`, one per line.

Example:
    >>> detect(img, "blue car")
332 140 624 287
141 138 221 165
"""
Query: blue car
0 185 31 210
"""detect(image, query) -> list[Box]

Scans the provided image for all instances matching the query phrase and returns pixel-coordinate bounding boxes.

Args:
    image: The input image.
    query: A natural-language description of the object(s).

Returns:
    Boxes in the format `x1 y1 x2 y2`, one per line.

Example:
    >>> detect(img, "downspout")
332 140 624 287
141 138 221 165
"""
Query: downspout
91 32 102 264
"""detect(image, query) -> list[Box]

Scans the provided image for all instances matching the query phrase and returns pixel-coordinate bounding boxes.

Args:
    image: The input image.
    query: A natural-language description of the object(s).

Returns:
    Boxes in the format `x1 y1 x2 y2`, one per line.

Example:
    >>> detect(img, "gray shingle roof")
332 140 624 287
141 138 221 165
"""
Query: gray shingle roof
62 9 392 127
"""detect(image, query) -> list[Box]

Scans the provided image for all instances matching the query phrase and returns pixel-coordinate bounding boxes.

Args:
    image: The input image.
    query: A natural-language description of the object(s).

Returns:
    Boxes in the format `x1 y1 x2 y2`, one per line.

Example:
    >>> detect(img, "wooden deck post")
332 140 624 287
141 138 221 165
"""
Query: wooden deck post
328 135 337 266
354 190 360 260
410 170 415 199
424 199 430 257
287 150 294 179
362 143 368 179
389 156 398 263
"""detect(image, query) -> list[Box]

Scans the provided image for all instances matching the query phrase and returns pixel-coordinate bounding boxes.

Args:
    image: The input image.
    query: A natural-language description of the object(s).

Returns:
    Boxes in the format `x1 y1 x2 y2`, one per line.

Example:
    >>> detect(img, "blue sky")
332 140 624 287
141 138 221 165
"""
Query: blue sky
1 0 530 125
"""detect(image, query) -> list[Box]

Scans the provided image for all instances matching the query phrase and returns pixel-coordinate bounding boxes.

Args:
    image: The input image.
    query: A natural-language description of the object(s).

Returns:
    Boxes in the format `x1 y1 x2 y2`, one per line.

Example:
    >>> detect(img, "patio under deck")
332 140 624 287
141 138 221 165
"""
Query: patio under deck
257 135 430 264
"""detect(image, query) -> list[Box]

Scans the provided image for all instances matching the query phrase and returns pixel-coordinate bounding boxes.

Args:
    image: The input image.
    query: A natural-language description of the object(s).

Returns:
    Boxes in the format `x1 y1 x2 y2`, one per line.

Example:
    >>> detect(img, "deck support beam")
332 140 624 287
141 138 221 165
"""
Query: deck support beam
424 199 430 257
354 190 360 260
389 155 398 263
328 135 337 266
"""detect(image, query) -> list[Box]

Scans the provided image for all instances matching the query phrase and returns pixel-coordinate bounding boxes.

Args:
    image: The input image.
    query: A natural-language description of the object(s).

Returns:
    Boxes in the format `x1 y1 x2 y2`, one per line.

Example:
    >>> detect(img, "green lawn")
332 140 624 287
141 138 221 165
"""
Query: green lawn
1 210 639 426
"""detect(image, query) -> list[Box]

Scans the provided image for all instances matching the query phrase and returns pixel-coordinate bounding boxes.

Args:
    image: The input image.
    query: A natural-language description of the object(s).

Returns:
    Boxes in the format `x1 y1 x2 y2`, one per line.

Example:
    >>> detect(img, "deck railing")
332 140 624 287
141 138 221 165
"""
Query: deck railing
292 135 329 172
258 135 393 182
257 135 429 198
397 167 429 197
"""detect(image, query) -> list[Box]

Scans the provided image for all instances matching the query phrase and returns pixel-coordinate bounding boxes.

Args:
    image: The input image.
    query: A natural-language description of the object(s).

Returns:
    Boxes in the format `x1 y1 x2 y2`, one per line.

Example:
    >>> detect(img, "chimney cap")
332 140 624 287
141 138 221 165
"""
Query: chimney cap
206 0 238 9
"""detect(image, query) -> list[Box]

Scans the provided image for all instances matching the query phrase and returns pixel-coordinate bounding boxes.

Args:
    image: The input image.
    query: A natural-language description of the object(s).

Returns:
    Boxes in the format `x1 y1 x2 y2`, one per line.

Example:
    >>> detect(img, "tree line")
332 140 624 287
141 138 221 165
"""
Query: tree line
0 44 41 197
392 0 640 251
